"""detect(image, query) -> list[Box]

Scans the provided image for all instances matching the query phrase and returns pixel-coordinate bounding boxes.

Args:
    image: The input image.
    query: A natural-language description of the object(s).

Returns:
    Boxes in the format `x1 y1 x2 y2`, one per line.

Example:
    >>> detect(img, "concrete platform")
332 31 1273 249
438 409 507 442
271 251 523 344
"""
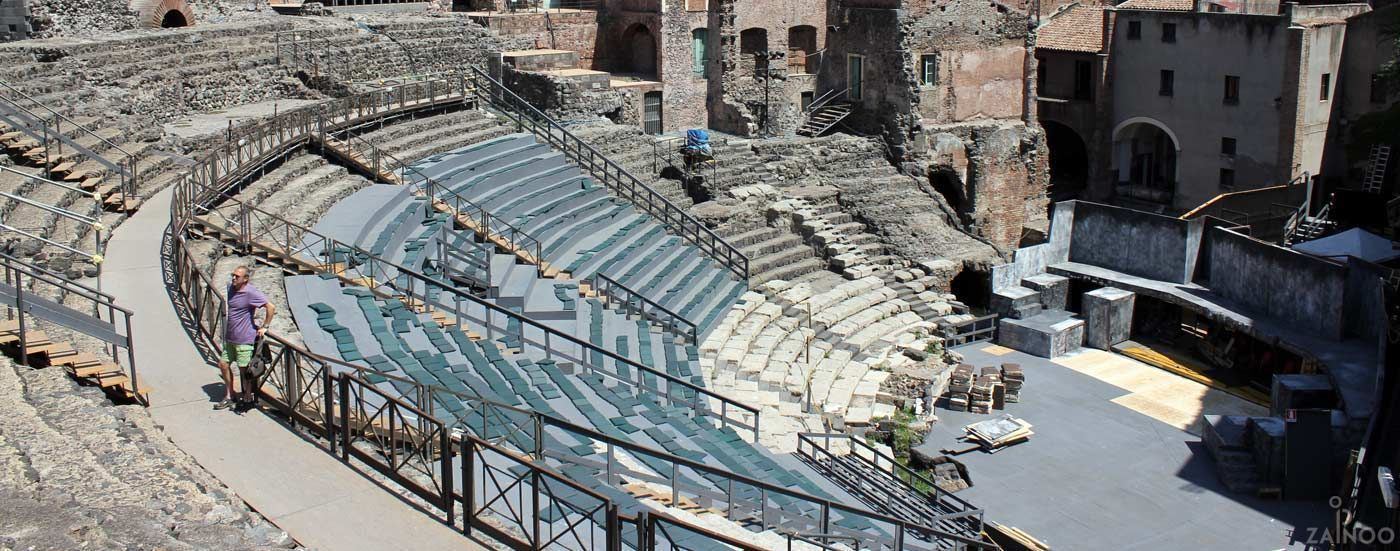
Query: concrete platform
997 310 1084 359
922 343 1325 550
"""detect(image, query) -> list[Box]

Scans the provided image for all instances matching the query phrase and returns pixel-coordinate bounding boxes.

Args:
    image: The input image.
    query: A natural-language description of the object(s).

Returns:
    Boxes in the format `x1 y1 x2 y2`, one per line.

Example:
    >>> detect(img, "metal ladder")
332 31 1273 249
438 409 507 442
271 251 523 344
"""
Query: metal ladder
1363 144 1391 194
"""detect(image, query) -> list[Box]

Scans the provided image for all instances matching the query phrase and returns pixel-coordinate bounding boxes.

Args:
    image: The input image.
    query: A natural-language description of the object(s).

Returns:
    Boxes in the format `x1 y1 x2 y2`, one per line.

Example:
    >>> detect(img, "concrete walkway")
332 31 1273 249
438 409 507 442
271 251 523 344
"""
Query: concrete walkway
103 188 484 551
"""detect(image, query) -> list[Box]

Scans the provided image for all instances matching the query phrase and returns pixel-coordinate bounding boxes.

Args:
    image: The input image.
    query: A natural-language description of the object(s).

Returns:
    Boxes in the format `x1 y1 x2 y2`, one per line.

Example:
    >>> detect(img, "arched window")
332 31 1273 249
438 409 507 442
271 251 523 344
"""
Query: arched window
692 28 709 77
740 28 768 77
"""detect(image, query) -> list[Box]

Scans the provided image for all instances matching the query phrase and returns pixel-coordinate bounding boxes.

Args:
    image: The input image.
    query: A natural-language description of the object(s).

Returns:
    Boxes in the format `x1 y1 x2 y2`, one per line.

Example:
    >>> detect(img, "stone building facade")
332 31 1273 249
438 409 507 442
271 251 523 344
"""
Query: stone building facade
477 0 1052 249
1035 0 1371 213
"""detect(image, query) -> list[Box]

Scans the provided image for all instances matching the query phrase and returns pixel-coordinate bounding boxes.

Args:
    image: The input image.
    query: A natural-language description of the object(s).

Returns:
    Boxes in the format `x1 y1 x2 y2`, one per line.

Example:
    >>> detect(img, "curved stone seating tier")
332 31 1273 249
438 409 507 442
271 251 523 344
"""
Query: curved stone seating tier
700 274 945 447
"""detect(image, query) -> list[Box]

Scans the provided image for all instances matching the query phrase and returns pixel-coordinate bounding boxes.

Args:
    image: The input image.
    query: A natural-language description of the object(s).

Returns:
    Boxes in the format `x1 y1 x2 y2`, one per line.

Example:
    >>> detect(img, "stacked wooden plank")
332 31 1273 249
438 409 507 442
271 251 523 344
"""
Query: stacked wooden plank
946 363 974 411
1002 362 1024 403
969 371 997 414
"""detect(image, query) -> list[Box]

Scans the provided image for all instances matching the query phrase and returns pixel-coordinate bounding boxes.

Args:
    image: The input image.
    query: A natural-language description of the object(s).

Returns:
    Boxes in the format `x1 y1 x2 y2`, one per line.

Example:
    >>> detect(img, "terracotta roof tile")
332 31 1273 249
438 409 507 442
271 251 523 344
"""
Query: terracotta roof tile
1037 4 1106 53
1116 0 1194 11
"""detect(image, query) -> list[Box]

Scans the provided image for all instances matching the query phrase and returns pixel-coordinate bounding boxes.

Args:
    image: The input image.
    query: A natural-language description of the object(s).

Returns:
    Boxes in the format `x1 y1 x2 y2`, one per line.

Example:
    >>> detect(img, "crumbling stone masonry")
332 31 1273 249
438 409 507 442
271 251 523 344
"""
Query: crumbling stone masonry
822 0 1048 249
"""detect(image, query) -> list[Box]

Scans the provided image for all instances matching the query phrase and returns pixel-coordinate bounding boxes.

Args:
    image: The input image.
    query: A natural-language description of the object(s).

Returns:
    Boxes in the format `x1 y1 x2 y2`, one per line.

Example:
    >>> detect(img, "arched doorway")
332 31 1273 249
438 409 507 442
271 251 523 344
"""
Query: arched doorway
740 28 768 77
787 25 816 75
621 24 658 78
1112 118 1179 205
1042 120 1088 202
160 10 188 28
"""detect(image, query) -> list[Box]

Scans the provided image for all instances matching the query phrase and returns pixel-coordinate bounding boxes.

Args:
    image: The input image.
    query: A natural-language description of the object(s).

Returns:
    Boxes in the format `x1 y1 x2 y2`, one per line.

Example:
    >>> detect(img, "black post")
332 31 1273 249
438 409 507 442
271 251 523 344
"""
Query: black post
462 437 475 536
339 373 350 460
440 426 453 526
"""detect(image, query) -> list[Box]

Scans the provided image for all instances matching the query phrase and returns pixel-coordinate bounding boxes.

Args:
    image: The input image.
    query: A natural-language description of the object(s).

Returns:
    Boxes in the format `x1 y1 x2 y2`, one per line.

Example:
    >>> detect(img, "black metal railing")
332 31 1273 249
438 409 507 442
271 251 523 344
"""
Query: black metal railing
467 67 751 282
0 252 139 400
591 272 698 343
326 128 547 278
796 433 987 547
0 78 138 208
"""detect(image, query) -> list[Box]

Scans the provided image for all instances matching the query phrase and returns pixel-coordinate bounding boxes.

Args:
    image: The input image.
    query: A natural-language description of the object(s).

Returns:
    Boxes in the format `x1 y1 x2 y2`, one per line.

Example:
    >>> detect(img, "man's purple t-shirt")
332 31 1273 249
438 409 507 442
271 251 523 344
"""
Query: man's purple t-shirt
226 284 269 345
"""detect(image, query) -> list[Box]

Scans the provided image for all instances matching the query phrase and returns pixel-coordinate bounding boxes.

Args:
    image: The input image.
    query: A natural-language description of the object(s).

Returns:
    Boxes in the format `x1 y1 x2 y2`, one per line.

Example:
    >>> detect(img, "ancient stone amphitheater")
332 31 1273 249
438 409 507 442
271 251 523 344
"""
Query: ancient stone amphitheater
0 7 1001 550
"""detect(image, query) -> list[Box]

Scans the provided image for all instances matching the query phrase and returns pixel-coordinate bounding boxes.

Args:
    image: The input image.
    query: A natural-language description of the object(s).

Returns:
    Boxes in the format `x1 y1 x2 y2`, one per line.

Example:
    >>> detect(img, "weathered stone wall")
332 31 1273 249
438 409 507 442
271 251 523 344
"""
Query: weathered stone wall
474 9 600 66
501 66 631 123
656 0 707 131
904 0 1028 123
919 121 1048 249
708 0 823 136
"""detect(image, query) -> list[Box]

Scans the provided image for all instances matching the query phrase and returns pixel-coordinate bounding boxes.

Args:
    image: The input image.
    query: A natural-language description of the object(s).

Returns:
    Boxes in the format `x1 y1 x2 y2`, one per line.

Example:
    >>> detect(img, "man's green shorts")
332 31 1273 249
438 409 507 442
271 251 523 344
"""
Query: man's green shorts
222 342 255 367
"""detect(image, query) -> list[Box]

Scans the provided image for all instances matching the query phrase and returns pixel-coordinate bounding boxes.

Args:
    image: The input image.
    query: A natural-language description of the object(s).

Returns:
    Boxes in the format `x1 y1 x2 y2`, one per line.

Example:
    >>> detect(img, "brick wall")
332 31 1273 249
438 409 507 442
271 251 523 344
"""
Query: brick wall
473 10 600 66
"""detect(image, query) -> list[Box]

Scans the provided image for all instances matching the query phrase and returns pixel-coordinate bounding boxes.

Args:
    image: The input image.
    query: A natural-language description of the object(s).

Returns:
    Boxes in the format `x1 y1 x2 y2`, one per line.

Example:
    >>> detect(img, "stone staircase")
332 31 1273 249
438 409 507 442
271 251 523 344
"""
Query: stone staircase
769 185 912 280
0 355 292 549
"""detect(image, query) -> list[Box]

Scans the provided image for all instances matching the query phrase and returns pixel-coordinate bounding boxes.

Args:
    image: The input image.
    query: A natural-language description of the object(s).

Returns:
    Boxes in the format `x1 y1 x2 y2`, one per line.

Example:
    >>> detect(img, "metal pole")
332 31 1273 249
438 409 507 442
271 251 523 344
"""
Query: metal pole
14 271 26 366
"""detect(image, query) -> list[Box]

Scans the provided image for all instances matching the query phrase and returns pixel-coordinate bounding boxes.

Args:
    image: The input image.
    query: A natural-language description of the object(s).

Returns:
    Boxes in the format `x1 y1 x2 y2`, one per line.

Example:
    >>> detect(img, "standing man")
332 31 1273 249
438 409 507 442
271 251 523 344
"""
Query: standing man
217 265 275 410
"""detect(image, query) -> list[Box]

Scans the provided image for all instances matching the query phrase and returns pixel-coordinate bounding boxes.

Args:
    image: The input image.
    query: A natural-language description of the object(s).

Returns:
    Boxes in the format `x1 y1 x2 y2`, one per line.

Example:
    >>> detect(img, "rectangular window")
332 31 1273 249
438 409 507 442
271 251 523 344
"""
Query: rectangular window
1127 21 1141 40
801 91 814 111
1221 137 1236 156
692 28 709 77
1159 69 1174 97
1320 73 1331 101
1037 62 1047 94
1223 75 1240 104
920 54 938 86
1219 168 1235 190
1073 60 1092 100
1162 23 1176 43
847 55 864 101
1371 73 1387 104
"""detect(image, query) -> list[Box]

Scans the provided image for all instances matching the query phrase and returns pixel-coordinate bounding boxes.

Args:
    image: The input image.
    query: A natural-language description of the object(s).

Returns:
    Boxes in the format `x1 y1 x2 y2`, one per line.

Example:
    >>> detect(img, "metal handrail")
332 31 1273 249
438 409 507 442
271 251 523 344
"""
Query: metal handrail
591 272 698 343
803 432 982 516
0 78 138 205
329 128 547 277
467 66 751 282
0 190 104 271
805 88 847 114
0 252 138 399
795 433 989 547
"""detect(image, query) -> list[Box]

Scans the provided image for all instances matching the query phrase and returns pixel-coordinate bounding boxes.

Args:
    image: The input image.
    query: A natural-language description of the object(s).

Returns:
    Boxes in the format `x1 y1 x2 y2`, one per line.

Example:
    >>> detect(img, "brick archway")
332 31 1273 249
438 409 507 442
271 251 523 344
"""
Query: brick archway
131 0 195 28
